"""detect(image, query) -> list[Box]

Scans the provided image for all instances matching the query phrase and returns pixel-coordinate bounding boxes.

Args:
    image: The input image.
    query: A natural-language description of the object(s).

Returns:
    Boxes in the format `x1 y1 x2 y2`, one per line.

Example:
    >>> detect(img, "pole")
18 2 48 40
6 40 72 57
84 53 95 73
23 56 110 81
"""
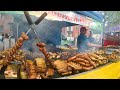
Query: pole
102 12 105 47
17 23 19 40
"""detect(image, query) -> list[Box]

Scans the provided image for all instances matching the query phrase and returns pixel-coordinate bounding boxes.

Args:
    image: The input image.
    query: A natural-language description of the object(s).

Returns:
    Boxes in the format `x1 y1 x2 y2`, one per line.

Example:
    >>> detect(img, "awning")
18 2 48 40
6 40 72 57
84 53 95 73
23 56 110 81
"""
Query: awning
0 11 103 22
0 11 91 27
73 11 103 23
0 11 102 27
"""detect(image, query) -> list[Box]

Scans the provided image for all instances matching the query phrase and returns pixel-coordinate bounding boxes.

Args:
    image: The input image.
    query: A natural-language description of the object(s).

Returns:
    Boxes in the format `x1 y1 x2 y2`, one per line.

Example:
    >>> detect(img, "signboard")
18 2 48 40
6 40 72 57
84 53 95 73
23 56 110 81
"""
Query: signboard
46 11 93 27
45 11 102 30
29 11 93 27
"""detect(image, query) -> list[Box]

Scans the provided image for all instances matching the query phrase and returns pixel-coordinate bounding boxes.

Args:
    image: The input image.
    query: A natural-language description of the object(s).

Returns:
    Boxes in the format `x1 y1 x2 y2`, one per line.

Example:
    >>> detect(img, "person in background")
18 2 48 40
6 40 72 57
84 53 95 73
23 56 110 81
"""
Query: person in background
77 27 101 52
61 38 69 46
0 34 4 41
88 31 95 43
5 33 9 38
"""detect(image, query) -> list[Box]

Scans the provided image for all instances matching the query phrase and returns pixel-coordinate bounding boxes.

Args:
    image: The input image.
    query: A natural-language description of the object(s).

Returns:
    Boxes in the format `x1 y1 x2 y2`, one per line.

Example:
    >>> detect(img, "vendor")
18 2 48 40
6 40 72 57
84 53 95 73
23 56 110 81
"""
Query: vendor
88 31 95 43
0 34 3 41
61 37 69 46
77 27 101 52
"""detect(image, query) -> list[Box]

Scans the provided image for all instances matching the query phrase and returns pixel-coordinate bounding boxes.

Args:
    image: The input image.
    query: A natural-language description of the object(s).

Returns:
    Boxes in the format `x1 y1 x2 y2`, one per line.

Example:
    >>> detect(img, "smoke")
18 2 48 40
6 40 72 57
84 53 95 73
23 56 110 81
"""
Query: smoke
9 13 75 54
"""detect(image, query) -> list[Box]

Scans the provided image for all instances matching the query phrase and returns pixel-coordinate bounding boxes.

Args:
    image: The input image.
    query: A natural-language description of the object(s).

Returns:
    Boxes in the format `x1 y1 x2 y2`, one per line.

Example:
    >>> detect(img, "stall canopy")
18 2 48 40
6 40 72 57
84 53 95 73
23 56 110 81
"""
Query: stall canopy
74 11 103 23
0 11 103 23
0 11 78 27
0 11 103 46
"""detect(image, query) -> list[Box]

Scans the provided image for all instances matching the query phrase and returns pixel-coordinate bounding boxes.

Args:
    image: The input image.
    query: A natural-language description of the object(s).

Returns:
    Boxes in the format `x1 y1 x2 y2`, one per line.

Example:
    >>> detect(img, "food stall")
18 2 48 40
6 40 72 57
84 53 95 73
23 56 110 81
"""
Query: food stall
104 25 120 46
0 11 120 79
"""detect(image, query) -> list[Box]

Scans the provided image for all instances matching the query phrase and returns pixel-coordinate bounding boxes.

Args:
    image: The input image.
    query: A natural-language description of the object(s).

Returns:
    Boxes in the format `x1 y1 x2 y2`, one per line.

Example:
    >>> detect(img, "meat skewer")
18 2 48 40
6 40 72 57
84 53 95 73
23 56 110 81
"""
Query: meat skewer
1 32 29 65
36 43 73 76
8 32 29 61
36 43 54 67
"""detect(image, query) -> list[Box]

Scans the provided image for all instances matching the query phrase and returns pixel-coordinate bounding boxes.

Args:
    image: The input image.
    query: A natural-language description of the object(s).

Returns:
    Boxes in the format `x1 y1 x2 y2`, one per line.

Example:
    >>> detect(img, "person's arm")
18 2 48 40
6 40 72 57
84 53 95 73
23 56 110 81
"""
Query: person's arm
87 42 102 48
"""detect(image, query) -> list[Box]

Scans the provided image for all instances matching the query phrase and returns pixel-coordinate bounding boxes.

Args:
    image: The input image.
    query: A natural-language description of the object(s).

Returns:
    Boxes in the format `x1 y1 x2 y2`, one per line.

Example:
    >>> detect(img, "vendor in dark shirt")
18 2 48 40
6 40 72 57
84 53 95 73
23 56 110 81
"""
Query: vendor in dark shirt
77 27 101 52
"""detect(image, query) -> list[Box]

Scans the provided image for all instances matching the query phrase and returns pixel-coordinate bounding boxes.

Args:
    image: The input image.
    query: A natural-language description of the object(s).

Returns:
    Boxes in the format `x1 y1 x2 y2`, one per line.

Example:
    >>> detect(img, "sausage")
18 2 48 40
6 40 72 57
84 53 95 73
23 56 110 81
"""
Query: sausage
82 66 94 71
89 56 98 61
13 46 17 52
67 62 82 70
21 32 26 38
77 62 91 67
18 42 23 47
24 36 29 40
16 39 23 47
84 55 96 67
15 43 20 48
12 48 15 53
74 58 89 63
61 71 72 75
88 53 99 59
42 48 47 54
19 37 24 43
10 51 13 55
39 48 44 51
16 40 20 45
75 54 83 58
85 63 91 67
8 53 11 59
36 43 46 47
84 54 92 61
78 62 86 66
89 60 96 67
21 32 29 40
39 47 49 59
67 56 77 61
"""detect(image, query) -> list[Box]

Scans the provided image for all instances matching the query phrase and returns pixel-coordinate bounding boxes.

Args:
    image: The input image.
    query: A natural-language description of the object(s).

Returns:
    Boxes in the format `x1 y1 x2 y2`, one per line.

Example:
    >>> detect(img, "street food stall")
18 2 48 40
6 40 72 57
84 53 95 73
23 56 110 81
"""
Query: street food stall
0 11 120 79
104 25 120 46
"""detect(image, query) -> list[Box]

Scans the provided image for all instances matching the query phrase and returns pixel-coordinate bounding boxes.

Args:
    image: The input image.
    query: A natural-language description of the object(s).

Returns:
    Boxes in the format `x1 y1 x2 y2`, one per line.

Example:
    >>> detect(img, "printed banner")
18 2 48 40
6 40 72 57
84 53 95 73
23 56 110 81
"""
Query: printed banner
29 11 94 27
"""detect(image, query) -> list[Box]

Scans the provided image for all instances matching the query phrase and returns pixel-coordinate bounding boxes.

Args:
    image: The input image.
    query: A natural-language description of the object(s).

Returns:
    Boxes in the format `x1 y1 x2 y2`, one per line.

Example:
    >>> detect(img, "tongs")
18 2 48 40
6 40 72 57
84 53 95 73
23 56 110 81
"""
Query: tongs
10 11 47 65
24 11 47 42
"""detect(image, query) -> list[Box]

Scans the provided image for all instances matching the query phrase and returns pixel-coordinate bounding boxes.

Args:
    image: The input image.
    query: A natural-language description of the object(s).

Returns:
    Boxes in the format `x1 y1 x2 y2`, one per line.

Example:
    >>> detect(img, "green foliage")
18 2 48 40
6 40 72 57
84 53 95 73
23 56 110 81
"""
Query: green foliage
104 11 120 28
90 20 103 34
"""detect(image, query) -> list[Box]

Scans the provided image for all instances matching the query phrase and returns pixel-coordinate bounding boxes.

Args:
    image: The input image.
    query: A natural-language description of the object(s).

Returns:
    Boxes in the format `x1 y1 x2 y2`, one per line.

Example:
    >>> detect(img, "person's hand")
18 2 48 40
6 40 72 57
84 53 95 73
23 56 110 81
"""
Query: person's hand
98 45 103 49
97 45 102 48
99 45 102 48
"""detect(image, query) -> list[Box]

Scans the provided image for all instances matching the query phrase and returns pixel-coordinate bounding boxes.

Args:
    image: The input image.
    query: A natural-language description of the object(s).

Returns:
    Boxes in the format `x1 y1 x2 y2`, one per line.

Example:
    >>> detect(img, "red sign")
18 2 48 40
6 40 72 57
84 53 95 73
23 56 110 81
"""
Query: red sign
46 11 93 27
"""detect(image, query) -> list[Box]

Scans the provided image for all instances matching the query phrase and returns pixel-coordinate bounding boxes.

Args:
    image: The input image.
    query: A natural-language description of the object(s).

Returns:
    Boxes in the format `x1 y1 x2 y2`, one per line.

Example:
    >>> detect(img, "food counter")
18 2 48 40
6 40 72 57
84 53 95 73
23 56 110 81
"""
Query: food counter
0 37 120 79
59 60 120 79
0 15 119 79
